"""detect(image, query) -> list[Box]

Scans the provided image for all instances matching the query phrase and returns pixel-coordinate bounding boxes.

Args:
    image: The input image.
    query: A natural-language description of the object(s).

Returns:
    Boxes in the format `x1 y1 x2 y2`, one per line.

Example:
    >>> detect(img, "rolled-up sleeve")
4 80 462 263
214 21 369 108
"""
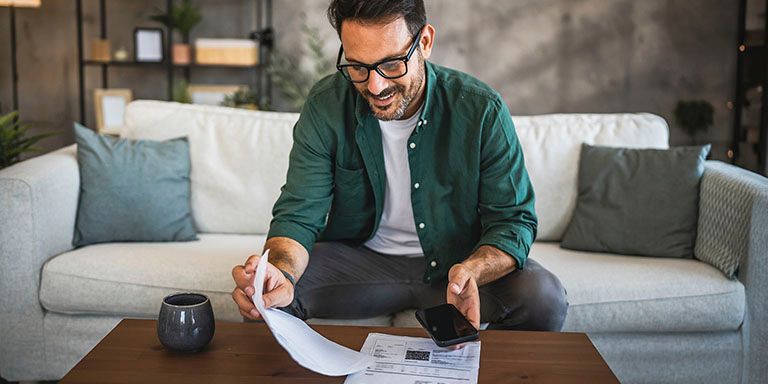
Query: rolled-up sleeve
474 100 537 269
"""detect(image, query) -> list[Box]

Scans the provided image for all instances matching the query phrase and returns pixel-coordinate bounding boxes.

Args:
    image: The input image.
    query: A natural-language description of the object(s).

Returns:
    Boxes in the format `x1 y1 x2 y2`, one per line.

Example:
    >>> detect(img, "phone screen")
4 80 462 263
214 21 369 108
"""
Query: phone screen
416 304 478 345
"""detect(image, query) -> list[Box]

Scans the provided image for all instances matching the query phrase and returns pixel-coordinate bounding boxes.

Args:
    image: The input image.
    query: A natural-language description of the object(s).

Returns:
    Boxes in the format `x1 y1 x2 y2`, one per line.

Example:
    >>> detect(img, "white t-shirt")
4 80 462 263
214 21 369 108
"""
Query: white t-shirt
364 107 425 256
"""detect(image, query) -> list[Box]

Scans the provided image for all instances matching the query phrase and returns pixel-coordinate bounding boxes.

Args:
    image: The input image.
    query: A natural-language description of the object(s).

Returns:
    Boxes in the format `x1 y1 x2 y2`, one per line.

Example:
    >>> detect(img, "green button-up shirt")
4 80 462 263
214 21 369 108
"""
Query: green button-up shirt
267 61 537 283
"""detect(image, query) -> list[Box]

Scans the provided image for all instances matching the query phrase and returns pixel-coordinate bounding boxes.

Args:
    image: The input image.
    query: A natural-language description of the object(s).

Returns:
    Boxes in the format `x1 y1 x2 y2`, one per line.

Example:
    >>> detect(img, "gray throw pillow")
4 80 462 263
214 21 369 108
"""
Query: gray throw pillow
561 143 710 258
73 123 197 246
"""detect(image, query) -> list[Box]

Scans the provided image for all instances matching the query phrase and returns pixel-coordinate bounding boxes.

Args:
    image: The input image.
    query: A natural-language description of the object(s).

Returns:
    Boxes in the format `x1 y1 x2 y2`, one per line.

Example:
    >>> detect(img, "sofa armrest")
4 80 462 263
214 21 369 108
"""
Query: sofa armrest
0 145 80 381
694 160 768 384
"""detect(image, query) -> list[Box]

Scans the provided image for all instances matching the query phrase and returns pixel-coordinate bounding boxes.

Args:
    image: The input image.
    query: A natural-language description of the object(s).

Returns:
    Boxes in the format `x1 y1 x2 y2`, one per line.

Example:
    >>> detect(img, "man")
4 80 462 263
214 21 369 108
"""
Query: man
232 0 567 331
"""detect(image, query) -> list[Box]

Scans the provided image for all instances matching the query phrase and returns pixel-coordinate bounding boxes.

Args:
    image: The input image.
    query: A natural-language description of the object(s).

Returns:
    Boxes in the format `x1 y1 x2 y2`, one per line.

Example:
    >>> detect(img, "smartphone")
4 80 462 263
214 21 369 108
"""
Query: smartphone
415 304 479 347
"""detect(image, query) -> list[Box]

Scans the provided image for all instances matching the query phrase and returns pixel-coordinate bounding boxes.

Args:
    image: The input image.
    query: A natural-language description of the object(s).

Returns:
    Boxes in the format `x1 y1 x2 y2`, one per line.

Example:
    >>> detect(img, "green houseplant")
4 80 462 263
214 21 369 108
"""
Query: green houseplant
221 87 260 110
172 79 192 104
674 100 714 144
0 111 55 169
150 0 202 64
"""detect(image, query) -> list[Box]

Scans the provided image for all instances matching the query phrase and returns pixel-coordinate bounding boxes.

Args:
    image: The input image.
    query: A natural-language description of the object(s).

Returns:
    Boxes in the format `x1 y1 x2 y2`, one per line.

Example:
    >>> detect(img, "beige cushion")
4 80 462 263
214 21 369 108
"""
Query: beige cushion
39 234 392 326
41 237 743 332
532 243 745 333
395 244 745 332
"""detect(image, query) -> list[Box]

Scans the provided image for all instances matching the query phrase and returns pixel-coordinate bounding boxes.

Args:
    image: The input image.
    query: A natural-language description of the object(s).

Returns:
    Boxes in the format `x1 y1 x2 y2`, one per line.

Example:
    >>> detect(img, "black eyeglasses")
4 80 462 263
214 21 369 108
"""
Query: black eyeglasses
336 28 423 83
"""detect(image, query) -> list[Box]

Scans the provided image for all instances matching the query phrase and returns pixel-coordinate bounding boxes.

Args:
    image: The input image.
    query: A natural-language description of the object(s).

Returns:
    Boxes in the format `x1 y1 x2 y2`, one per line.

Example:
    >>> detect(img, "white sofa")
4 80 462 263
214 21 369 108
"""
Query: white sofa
1 100 766 383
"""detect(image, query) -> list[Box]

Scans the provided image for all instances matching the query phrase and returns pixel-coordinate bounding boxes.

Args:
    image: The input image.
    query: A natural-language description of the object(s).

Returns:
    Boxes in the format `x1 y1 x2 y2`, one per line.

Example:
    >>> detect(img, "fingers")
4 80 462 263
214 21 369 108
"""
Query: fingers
232 287 261 320
243 254 260 274
447 343 466 351
448 266 471 296
231 264 255 296
233 254 263 295
448 268 470 295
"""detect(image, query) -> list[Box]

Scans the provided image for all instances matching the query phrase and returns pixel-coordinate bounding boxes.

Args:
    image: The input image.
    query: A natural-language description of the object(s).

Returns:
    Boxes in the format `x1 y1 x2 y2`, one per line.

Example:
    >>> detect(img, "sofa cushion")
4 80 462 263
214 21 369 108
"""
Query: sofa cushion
122 101 299 235
514 113 669 241
40 234 391 326
41 238 743 333
73 123 197 246
561 144 710 258
532 243 745 333
395 244 745 332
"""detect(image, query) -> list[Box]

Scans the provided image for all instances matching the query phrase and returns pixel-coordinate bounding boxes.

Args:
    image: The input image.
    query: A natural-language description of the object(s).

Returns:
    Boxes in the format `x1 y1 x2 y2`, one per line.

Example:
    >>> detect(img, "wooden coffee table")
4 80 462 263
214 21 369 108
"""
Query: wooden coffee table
60 319 618 383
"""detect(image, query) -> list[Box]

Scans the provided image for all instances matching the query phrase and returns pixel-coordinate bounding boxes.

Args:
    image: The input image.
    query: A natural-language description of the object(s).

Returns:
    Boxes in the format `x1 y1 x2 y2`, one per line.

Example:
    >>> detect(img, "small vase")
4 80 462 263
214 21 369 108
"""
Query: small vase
173 44 191 65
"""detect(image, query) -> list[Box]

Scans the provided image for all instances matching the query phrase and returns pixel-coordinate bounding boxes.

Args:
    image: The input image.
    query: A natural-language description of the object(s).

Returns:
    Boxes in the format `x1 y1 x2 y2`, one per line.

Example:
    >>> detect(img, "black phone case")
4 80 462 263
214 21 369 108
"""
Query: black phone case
415 308 480 348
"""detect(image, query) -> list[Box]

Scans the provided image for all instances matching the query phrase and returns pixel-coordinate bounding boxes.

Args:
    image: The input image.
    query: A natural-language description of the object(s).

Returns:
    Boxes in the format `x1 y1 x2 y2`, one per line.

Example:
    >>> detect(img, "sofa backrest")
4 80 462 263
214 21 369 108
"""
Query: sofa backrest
124 101 669 240
124 100 299 234
514 114 669 240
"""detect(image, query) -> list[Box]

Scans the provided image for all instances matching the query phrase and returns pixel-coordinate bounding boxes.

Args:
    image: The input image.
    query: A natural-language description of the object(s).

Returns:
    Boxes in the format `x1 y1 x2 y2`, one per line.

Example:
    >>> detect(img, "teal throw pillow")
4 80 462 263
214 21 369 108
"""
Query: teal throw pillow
73 123 197 246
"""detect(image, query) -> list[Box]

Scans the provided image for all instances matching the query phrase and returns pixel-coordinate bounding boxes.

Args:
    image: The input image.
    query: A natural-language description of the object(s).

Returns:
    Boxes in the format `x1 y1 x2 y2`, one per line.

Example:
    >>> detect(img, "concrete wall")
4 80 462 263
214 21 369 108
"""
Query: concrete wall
0 0 737 160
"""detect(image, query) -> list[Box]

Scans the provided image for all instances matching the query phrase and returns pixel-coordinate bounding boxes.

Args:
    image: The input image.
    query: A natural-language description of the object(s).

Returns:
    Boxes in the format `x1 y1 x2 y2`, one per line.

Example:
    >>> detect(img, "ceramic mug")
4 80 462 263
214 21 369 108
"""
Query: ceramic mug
157 293 215 352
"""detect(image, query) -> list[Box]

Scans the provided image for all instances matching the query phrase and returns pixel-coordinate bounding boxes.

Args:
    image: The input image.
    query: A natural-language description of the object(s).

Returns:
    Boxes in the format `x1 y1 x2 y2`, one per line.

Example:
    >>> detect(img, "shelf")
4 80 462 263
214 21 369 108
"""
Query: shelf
84 60 167 67
173 63 263 69
76 0 273 129
83 60 262 69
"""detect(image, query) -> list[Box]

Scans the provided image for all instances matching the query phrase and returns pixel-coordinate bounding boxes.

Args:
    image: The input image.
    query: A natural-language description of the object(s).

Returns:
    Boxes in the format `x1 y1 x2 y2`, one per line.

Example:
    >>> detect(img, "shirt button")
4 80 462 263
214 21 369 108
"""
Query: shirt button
423 120 428 125
417 120 422 127
418 222 425 229
430 260 437 268
414 182 420 189
409 142 416 149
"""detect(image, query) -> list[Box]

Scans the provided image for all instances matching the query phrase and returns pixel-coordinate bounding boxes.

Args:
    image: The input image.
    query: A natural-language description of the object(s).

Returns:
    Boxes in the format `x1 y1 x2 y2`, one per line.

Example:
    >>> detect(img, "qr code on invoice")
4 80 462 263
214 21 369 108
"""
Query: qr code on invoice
405 350 431 361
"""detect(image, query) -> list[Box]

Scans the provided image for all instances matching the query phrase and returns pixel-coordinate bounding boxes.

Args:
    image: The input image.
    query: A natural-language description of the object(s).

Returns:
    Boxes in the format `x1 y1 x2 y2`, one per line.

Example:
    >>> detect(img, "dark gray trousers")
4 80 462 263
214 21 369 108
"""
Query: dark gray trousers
282 242 568 331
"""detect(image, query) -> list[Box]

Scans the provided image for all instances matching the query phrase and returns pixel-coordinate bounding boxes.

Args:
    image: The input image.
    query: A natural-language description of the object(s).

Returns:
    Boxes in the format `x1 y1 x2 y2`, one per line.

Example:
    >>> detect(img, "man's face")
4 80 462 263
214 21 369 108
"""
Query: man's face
340 18 431 121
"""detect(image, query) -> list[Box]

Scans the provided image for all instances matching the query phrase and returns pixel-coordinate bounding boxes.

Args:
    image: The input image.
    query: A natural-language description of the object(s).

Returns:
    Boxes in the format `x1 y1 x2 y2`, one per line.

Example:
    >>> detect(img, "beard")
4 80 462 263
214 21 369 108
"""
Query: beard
361 57 425 121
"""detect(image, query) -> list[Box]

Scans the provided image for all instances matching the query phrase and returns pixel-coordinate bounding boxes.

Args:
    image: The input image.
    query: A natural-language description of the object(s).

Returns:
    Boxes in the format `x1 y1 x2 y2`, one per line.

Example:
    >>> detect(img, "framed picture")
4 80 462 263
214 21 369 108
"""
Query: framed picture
188 85 243 106
94 89 132 135
134 28 164 62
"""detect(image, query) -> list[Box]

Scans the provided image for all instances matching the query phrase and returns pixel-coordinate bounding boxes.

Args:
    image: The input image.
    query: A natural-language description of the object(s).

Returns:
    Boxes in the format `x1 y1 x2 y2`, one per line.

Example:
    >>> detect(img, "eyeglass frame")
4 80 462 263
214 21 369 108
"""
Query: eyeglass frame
335 27 424 83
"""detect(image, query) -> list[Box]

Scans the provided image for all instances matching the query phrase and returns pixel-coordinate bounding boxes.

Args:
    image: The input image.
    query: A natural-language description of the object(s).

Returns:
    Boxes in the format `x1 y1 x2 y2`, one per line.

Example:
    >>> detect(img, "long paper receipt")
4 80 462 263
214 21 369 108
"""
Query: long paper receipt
251 251 375 376
344 333 481 384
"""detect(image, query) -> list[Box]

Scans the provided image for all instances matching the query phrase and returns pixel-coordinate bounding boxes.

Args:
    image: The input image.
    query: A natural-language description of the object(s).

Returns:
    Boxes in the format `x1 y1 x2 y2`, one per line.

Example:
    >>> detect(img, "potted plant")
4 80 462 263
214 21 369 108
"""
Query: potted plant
0 111 55 169
172 79 192 104
150 0 202 65
220 87 260 110
674 100 714 144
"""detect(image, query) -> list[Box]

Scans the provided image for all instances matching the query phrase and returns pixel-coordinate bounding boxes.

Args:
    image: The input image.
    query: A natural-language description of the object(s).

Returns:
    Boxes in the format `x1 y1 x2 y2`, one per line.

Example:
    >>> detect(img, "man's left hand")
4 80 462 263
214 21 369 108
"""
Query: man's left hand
446 263 481 331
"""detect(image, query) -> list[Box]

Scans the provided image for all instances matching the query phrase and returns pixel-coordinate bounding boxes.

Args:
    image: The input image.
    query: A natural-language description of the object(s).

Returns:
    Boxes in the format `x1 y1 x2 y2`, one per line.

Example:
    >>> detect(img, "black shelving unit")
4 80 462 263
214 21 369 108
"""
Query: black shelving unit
76 0 274 126
731 0 768 176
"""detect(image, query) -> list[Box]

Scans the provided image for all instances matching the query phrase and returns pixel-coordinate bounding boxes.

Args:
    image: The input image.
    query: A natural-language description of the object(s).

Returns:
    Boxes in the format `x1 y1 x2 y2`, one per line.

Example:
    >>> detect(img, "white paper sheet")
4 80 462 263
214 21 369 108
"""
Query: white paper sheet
344 333 481 384
252 251 375 376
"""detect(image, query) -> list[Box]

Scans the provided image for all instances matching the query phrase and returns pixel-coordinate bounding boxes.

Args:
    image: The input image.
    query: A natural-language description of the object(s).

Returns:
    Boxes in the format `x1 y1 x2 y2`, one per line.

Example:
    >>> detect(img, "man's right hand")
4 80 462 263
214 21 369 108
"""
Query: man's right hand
231 253 295 320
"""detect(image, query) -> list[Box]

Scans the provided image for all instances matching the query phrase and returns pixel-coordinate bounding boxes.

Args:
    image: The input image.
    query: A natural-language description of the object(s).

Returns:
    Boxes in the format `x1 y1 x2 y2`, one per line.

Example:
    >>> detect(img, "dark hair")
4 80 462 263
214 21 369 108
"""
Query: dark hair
327 0 426 37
